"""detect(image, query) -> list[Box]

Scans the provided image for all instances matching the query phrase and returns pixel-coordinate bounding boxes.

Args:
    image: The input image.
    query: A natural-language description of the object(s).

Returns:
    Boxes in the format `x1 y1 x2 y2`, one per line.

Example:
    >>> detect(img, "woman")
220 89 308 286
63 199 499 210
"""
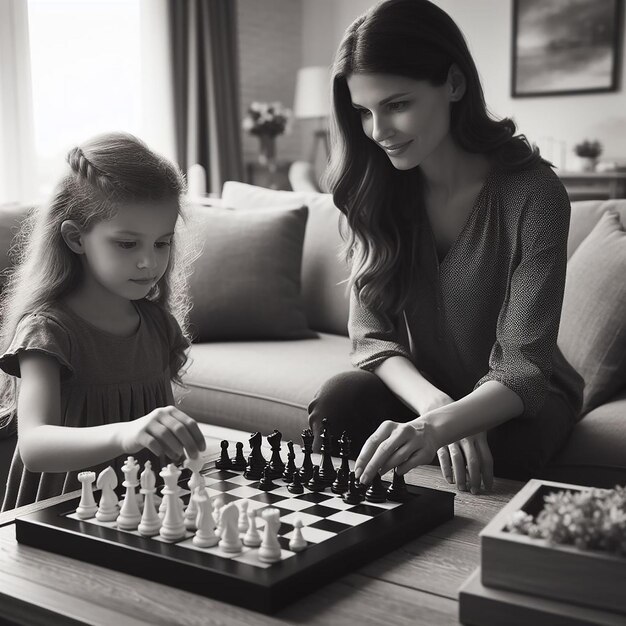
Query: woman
308 0 584 493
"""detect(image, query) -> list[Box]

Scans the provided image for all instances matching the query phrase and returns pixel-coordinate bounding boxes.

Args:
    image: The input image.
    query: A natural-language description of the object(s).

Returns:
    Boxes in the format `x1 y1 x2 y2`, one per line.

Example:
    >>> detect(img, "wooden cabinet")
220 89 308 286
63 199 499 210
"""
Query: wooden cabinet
245 161 292 191
557 171 626 201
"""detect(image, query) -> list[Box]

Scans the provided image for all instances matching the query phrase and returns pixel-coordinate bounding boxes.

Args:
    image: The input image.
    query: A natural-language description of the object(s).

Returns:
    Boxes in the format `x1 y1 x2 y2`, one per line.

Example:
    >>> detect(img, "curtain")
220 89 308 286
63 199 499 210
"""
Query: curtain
168 0 244 194
0 0 36 205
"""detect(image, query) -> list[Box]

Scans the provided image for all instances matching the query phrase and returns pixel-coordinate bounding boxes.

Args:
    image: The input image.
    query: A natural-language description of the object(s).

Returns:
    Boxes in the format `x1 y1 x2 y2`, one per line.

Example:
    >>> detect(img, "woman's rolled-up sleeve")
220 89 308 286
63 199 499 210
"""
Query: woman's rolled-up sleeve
474 176 571 417
348 286 412 371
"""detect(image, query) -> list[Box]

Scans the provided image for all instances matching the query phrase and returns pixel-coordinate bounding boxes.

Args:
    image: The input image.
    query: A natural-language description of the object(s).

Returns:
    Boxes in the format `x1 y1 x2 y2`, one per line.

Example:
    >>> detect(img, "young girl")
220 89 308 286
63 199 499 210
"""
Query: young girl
0 132 205 511
308 0 584 492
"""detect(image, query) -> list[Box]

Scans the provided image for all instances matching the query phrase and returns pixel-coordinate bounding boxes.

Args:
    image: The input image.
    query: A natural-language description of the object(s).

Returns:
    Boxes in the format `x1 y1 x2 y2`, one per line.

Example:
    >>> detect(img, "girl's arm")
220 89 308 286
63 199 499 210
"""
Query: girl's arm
17 352 205 473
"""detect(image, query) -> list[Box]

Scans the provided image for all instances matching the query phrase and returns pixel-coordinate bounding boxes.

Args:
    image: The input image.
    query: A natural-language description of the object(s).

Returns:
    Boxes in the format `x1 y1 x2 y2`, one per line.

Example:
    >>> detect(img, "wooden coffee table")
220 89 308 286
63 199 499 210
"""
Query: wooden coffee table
0 424 523 625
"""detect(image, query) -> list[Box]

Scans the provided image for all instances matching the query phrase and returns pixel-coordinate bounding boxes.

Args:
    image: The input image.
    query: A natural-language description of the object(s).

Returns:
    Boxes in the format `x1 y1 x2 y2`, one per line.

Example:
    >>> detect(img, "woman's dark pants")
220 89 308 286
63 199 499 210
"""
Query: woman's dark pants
308 370 574 481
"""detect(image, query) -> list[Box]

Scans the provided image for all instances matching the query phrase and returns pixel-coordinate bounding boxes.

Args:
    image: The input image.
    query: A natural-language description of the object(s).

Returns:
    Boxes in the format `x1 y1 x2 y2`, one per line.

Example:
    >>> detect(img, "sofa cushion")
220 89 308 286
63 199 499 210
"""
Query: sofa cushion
558 210 626 414
186 204 316 341
543 389 626 488
221 182 350 336
176 333 354 442
568 198 626 259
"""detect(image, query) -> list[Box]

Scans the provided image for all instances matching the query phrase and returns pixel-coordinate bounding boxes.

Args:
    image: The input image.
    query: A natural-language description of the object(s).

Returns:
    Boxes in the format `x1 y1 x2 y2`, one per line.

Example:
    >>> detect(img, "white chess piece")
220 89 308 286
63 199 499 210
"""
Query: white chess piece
218 502 243 553
183 455 206 531
95 466 119 522
258 508 282 563
212 495 224 537
138 461 161 537
192 487 219 548
237 500 249 533
289 518 307 552
76 471 98 519
159 464 186 542
117 457 142 530
243 508 262 547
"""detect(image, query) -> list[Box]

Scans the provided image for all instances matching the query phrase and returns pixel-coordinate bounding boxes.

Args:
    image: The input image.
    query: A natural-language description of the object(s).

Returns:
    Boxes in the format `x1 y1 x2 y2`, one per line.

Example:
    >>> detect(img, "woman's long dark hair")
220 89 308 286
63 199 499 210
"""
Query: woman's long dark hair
323 0 545 317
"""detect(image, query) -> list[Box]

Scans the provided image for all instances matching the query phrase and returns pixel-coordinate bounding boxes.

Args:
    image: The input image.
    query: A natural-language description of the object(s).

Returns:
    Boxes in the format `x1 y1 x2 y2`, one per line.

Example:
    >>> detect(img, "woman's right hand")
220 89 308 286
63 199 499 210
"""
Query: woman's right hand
118 406 206 460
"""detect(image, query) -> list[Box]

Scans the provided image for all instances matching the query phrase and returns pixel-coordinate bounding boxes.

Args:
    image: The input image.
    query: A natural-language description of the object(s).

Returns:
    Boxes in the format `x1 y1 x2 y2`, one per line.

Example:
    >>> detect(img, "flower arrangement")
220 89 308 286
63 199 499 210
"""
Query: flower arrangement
574 139 603 159
505 485 626 557
242 101 292 137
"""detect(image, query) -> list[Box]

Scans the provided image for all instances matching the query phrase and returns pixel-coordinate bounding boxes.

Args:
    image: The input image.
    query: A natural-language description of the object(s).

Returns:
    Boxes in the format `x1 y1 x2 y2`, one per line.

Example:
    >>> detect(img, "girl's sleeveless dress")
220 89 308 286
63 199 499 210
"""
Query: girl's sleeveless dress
0 298 189 511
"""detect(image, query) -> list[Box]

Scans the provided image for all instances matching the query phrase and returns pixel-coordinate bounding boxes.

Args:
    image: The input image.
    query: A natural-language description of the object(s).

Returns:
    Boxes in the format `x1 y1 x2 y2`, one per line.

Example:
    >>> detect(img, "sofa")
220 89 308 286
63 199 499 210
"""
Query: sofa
176 181 626 490
0 183 624 506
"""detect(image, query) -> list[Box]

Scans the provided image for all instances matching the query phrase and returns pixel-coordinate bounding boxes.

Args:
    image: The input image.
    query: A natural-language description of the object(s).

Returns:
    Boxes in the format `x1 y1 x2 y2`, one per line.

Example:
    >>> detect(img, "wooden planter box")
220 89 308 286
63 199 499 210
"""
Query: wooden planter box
480 479 626 616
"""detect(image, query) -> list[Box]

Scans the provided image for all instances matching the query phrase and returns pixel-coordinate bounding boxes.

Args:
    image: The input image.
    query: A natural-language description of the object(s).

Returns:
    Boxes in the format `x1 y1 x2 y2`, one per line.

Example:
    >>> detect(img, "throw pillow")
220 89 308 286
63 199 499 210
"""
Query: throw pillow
186 205 316 341
558 210 626 414
221 182 350 336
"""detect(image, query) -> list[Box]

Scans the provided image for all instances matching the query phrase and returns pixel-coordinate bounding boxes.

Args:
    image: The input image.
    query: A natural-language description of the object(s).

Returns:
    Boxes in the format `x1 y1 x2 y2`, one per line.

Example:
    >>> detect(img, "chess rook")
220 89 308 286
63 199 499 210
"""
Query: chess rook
76 472 98 519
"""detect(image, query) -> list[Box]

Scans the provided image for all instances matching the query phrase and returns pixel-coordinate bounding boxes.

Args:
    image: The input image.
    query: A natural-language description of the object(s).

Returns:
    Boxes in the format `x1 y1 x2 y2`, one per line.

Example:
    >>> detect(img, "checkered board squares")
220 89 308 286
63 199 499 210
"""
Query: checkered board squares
64 467 402 569
16 459 454 614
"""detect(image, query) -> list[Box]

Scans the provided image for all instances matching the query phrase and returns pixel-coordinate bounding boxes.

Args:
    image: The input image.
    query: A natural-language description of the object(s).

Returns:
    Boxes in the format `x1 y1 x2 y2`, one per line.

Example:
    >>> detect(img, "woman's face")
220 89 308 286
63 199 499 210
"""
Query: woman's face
346 72 453 170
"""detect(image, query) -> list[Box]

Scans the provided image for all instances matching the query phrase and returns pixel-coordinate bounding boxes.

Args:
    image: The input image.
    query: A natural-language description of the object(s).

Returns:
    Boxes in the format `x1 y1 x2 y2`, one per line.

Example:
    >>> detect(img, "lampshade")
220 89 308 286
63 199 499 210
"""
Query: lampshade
293 66 331 119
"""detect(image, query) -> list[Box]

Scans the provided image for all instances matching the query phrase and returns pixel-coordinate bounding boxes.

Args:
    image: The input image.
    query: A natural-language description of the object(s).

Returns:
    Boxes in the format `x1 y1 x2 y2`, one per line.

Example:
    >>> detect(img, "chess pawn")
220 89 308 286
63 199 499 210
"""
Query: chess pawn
183 456 205 531
96 466 119 522
76 471 98 519
243 508 262 547
289 518 307 552
213 495 224 537
117 457 142 530
159 464 186 542
231 442 247 471
193 487 219 548
215 440 233 470
137 461 161 536
331 466 349 495
258 508 282 563
218 502 243 553
237 500 249 533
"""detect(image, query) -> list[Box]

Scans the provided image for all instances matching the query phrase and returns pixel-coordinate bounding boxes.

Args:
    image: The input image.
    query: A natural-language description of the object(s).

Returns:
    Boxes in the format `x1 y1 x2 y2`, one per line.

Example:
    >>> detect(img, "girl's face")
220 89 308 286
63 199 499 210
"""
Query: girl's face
78 200 178 301
346 72 453 170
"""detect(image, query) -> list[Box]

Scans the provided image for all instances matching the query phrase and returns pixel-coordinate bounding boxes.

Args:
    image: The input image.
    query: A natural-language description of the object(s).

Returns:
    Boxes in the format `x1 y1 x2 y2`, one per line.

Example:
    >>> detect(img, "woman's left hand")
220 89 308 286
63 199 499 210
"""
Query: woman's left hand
437 431 493 494
354 419 439 485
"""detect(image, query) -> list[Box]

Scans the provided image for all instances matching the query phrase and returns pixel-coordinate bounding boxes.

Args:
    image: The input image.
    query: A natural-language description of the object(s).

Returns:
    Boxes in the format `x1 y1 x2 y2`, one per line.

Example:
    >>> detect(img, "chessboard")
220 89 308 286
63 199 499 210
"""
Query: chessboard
15 427 455 614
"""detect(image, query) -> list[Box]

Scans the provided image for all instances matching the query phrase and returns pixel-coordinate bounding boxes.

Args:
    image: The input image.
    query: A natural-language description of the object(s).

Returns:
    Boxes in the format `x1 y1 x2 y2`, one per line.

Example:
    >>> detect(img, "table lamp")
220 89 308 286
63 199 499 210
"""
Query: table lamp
293 66 330 164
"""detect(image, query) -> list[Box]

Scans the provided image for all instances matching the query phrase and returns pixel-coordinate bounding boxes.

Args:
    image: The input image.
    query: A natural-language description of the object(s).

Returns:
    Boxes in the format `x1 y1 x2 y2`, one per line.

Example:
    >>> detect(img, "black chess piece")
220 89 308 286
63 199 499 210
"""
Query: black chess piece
282 441 297 482
267 429 285 479
338 431 351 478
287 471 304 494
331 466 349 494
244 431 266 480
365 473 387 503
318 418 337 486
387 468 409 502
306 465 326 492
342 471 365 504
215 440 233 470
298 428 314 482
258 464 277 491
230 441 247 472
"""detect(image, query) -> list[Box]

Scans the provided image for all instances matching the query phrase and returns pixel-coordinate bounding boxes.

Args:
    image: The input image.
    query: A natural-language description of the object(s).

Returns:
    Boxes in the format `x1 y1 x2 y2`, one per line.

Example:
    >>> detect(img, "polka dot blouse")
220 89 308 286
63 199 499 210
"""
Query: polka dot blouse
348 164 584 419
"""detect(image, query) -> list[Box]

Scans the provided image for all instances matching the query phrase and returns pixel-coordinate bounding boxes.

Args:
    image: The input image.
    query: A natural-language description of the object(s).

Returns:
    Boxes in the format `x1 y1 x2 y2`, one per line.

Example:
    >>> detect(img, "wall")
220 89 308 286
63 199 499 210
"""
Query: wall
237 0 304 164
301 0 626 166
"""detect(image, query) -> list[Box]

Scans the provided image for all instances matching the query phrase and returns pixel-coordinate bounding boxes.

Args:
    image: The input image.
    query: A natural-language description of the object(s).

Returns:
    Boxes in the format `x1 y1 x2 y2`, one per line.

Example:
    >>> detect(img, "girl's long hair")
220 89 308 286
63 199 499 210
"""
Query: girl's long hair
323 0 546 317
0 132 194 430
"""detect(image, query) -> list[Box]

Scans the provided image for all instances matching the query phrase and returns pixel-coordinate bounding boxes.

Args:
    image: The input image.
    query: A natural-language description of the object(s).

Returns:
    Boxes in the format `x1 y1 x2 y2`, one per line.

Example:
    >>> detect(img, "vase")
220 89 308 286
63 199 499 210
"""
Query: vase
257 134 276 167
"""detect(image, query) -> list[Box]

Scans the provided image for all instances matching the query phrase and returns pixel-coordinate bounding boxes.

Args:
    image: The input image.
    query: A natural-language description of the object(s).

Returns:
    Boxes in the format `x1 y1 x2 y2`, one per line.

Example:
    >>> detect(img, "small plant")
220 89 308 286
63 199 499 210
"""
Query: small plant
505 485 626 557
242 101 292 137
574 139 603 159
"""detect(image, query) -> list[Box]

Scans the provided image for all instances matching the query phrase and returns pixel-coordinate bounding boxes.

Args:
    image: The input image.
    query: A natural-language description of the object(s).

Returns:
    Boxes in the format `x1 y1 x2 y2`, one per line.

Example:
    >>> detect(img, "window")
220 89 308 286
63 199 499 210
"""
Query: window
27 0 142 198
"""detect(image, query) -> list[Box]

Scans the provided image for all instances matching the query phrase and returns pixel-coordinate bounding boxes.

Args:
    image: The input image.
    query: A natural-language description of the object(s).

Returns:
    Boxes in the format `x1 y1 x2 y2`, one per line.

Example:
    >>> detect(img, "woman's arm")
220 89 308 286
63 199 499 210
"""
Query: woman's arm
17 352 205 473
374 355 454 415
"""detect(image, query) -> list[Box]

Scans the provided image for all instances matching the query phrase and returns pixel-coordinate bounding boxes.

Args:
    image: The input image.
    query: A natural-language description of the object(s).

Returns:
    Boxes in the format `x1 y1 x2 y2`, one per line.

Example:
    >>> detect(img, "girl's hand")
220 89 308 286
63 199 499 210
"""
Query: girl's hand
119 406 206 461
354 419 439 485
437 431 493 494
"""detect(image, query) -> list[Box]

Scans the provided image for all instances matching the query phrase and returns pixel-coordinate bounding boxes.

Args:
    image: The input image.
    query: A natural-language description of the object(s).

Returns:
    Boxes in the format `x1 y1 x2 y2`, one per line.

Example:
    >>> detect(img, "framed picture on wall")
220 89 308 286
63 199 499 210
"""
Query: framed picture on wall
511 0 623 97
